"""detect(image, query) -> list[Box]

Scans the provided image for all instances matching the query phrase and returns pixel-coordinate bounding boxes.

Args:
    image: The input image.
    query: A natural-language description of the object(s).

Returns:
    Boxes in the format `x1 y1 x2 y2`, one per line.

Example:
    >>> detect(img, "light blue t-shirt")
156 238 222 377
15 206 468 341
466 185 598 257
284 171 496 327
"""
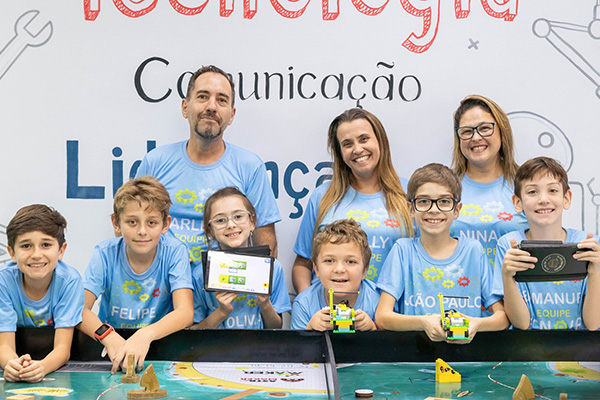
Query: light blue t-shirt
290 280 380 330
450 174 528 272
377 237 500 316
193 258 291 329
294 181 410 283
136 141 281 262
0 261 84 331
84 235 193 329
493 228 596 330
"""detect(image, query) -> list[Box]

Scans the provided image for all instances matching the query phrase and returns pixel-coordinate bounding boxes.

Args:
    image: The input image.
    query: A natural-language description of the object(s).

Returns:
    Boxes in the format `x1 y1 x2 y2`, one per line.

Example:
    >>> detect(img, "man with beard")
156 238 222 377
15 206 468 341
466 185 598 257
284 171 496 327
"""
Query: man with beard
136 65 280 262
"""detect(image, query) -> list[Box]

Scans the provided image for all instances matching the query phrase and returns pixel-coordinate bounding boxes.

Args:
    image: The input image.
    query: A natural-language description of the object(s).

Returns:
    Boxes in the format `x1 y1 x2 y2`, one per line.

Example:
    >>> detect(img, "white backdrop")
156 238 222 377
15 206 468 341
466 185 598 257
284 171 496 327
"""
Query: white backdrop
2 0 600 298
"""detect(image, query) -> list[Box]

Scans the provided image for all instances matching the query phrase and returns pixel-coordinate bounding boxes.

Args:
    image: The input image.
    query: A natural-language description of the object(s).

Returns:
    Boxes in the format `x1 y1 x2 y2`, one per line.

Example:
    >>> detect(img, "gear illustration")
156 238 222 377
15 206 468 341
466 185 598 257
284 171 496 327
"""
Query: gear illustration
24 308 35 319
461 203 482 217
366 265 378 280
142 278 156 291
347 209 369 221
458 276 470 287
34 319 46 326
480 214 494 223
553 281 564 285
366 220 380 228
46 317 54 325
497 212 513 221
175 188 197 205
385 219 400 228
423 267 443 282
554 320 568 329
123 280 141 295
483 201 504 214
247 297 257 307
233 294 248 303
194 203 205 213
442 280 454 288
152 287 161 297
139 293 149 302
190 246 203 262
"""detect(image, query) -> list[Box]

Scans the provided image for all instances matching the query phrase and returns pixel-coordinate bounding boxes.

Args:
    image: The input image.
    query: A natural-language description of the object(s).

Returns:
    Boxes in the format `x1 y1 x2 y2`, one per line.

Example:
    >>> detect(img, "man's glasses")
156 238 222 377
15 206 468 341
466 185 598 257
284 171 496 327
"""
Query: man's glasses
455 122 496 141
411 198 458 212
208 211 252 229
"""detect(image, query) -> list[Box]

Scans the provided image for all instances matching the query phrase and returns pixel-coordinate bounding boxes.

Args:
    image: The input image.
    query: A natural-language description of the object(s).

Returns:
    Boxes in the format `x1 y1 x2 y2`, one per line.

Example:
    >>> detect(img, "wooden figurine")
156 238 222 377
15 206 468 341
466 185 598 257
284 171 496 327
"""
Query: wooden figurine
127 364 167 399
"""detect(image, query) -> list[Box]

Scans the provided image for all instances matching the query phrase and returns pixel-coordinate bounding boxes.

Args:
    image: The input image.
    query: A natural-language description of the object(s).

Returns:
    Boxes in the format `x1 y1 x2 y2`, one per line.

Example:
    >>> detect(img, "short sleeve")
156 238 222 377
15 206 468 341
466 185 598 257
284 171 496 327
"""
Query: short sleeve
192 265 208 324
269 260 292 314
376 241 405 301
293 187 323 259
290 294 312 330
53 272 85 328
167 241 194 291
83 245 108 299
0 272 18 332
244 161 281 228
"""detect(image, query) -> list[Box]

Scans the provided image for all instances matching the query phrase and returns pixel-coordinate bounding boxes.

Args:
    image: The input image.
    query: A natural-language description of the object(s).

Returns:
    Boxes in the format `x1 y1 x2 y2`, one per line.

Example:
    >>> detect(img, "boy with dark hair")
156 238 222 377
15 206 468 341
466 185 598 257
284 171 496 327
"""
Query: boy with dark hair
79 176 193 373
291 219 378 331
497 156 600 330
376 163 508 341
0 204 84 382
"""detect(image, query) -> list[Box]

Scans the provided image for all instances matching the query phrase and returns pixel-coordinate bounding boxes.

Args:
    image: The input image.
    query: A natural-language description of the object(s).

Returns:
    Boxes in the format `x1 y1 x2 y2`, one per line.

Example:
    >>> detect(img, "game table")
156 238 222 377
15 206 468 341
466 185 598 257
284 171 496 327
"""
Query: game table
2 328 599 399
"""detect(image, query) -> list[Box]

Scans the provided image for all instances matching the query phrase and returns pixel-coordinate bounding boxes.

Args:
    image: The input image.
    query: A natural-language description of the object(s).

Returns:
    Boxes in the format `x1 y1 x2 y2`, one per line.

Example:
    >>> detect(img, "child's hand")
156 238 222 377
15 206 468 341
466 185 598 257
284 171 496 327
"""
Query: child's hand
17 359 46 383
502 239 537 278
354 310 376 331
216 291 239 315
573 233 600 274
421 314 445 342
306 307 333 331
256 294 270 308
110 329 152 374
3 354 28 382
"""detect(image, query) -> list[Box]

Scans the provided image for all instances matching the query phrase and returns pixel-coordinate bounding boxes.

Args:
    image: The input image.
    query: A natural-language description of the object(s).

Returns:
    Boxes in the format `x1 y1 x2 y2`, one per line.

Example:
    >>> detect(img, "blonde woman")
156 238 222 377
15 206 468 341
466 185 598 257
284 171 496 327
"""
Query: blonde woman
292 108 414 294
450 95 527 272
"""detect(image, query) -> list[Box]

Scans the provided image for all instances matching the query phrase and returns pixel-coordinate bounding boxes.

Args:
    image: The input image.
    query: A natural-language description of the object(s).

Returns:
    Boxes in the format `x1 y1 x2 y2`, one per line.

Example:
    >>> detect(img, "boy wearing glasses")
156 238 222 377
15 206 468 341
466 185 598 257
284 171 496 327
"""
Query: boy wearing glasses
80 176 193 373
376 163 509 342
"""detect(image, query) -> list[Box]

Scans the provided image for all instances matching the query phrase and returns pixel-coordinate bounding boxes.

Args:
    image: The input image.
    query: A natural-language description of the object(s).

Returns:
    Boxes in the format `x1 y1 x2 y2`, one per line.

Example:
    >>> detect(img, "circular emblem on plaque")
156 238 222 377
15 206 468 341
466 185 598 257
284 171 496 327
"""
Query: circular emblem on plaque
541 253 566 273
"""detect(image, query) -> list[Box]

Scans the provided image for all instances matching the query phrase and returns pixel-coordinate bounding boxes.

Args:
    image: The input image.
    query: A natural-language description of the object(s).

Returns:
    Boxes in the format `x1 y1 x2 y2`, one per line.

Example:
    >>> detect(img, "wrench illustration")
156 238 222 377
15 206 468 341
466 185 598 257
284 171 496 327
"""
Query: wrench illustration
0 10 53 80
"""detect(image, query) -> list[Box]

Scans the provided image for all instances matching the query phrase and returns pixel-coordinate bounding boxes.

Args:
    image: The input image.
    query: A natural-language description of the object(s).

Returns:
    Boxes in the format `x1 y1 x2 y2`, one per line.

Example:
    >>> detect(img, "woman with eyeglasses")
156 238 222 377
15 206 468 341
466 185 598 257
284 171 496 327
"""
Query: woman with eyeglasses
450 95 528 275
292 108 415 295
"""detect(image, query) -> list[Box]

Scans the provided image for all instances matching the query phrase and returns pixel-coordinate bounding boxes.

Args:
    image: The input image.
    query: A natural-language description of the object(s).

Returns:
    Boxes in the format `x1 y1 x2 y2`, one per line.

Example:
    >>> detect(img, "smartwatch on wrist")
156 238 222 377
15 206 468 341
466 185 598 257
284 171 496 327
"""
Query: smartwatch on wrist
94 323 114 341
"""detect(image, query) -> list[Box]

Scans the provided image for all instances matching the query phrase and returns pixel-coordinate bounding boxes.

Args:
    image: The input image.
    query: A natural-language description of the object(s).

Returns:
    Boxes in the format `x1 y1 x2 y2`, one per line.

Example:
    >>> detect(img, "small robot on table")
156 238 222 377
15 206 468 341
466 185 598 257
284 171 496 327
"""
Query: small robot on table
438 293 470 340
329 288 359 333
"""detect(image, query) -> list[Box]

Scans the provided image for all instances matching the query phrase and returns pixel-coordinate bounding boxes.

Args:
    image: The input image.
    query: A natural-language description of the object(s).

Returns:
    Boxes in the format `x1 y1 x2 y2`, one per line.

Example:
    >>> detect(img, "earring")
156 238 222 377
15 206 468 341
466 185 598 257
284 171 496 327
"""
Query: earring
248 230 254 247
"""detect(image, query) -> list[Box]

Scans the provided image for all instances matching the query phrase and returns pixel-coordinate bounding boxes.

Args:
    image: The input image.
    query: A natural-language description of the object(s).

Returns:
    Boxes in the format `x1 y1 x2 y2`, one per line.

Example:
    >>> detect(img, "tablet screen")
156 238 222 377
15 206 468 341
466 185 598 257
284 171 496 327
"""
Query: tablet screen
204 250 274 296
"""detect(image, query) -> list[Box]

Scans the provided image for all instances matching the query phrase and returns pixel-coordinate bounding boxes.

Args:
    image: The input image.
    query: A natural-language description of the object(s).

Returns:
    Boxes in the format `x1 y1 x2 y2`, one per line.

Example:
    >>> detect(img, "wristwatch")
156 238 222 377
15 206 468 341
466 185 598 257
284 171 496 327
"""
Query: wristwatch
94 323 114 341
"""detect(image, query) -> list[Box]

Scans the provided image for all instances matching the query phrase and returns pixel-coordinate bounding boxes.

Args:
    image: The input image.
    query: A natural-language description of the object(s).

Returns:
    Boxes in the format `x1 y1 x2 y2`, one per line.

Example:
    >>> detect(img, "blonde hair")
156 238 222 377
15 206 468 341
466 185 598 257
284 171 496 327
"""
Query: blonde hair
451 95 518 183
316 108 414 237
113 176 171 224
312 219 371 270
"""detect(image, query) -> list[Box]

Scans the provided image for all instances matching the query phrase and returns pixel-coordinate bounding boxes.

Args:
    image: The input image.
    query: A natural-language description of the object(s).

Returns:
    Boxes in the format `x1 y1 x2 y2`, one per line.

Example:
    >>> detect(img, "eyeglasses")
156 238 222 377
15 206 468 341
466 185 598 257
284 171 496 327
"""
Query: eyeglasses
455 122 496 140
411 197 458 212
208 211 252 229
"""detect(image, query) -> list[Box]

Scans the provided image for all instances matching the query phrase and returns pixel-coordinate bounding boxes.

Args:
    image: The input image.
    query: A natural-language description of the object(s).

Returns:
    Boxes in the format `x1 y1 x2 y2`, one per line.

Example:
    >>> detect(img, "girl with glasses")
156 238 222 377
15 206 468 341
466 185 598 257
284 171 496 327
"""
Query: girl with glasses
190 187 291 329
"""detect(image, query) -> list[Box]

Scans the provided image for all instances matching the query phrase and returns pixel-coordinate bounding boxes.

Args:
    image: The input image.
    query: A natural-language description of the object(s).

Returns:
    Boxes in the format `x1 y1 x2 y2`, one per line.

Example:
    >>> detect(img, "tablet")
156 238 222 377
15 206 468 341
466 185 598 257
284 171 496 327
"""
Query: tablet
515 240 588 282
203 249 274 296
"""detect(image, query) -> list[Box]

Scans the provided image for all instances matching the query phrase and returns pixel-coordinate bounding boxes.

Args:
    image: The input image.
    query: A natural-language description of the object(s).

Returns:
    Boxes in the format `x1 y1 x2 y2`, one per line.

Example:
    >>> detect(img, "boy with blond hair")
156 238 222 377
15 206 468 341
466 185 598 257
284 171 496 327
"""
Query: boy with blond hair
496 156 600 330
79 176 193 373
376 163 508 341
291 219 378 331
0 204 84 382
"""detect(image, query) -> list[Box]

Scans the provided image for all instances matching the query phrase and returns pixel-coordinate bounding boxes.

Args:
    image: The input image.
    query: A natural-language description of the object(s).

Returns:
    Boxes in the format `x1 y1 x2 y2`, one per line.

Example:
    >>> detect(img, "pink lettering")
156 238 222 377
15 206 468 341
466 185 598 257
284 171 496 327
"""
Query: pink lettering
481 0 518 22
169 0 209 16
400 0 440 54
351 0 388 16
455 0 469 19
270 0 310 19
114 0 158 18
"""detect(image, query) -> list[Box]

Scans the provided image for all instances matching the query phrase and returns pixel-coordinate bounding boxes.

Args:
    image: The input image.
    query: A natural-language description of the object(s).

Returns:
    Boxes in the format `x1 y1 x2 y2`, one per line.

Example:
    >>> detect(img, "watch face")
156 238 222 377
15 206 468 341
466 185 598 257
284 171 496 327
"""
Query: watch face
96 324 110 336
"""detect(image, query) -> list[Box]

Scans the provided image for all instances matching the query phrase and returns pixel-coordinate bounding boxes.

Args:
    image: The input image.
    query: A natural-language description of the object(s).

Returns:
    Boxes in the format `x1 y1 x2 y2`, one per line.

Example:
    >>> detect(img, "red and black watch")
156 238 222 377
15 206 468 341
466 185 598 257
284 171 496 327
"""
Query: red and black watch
94 323 114 341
